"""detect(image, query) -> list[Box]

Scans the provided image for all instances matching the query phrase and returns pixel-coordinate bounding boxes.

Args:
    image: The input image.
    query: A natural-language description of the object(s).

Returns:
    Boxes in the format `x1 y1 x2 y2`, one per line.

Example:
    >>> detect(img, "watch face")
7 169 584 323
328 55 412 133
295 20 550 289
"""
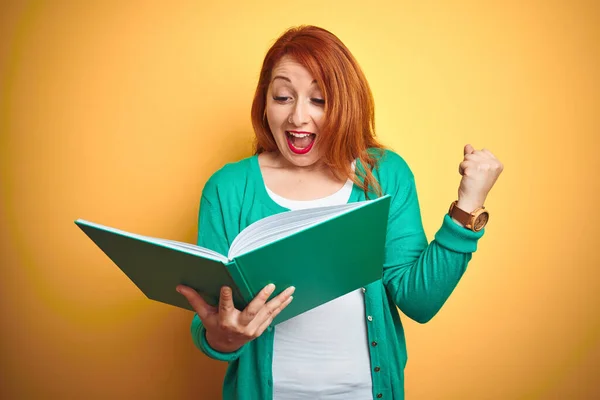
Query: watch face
474 212 489 231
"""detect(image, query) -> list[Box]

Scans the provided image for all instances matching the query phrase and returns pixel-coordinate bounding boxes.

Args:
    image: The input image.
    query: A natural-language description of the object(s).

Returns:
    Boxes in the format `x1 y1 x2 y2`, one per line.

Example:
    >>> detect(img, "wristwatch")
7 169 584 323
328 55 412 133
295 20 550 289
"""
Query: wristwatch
448 201 489 232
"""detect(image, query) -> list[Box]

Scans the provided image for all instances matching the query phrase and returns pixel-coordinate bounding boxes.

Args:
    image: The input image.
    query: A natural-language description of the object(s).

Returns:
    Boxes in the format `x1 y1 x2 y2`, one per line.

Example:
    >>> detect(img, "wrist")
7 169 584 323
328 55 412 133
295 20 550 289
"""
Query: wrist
449 199 489 232
450 216 465 228
456 199 484 213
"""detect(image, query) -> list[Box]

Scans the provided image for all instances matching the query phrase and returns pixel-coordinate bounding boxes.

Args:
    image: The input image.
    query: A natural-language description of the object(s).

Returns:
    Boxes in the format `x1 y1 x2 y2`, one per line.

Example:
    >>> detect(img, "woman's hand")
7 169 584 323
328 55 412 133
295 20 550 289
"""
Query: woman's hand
177 283 295 353
457 144 504 212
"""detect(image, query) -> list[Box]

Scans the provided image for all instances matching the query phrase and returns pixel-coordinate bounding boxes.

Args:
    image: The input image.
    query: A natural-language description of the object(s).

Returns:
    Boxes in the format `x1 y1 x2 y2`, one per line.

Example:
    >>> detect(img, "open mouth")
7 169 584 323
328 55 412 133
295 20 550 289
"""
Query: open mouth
286 131 316 155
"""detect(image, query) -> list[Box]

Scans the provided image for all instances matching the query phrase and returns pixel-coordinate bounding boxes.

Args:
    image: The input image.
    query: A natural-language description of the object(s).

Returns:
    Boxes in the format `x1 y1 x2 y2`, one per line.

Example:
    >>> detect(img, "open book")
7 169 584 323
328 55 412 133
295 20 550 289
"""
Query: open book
75 194 390 324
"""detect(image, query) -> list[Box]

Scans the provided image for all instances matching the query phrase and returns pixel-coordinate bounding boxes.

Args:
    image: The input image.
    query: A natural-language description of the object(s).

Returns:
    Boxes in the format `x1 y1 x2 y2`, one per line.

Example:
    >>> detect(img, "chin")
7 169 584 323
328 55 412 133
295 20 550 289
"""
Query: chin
287 155 322 168
276 142 322 168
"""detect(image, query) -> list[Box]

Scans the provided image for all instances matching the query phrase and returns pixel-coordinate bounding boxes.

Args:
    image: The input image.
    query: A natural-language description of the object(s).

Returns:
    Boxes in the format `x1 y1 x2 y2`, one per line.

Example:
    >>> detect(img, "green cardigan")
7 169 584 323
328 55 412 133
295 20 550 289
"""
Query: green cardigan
190 149 484 399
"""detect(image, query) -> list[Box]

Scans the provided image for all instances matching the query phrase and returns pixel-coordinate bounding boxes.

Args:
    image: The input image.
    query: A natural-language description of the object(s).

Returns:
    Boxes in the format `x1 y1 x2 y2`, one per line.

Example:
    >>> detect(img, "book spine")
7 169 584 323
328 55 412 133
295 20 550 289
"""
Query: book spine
226 259 254 304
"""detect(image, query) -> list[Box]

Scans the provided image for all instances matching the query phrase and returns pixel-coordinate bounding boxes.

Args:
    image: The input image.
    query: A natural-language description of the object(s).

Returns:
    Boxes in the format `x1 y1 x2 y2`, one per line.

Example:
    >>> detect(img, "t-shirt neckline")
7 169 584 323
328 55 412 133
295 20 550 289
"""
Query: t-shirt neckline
249 154 360 212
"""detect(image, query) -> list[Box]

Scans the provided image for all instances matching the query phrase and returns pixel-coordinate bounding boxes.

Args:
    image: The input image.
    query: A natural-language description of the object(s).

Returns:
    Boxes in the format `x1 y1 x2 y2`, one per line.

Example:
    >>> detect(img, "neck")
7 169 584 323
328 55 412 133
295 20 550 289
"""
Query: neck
272 152 330 175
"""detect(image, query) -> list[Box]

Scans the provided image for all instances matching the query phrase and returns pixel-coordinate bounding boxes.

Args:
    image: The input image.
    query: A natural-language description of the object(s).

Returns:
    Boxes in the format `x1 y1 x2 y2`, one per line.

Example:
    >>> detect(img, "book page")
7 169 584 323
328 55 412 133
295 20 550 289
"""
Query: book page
228 205 355 257
228 202 364 259
158 239 228 263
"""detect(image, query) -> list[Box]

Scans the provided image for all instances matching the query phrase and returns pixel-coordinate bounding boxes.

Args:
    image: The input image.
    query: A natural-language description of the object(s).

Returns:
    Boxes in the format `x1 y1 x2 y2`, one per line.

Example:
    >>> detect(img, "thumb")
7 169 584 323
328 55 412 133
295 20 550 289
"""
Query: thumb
176 285 215 321
464 144 475 156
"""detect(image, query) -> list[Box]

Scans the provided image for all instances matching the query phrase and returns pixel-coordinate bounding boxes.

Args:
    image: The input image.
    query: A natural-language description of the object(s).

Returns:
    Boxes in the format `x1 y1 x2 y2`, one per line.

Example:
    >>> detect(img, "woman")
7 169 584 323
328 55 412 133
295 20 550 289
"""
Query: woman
177 25 503 400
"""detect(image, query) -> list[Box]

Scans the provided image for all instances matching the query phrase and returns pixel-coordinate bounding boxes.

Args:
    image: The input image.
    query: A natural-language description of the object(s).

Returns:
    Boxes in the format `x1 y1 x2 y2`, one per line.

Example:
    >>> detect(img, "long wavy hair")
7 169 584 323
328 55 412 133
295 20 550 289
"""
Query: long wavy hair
250 25 385 197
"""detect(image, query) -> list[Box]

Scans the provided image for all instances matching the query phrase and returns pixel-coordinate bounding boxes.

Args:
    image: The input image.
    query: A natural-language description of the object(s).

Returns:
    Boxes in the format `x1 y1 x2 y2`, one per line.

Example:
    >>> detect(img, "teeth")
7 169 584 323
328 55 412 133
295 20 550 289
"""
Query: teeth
288 132 311 138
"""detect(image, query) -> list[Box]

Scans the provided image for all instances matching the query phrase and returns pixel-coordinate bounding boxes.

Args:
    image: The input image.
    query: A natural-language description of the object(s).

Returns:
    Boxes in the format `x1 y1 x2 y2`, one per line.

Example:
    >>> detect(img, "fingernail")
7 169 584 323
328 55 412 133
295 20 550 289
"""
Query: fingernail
176 287 182 294
285 286 296 295
266 283 276 293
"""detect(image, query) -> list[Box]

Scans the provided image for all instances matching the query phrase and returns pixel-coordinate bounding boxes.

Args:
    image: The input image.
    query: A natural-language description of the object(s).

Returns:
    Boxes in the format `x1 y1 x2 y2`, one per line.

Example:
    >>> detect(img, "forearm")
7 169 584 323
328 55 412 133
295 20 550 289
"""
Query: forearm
387 242 471 323
384 214 483 323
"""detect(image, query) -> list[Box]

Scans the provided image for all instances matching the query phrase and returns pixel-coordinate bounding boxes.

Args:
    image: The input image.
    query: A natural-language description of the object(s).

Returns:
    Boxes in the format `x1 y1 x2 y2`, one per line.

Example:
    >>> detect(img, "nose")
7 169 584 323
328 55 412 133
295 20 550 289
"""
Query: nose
289 100 310 126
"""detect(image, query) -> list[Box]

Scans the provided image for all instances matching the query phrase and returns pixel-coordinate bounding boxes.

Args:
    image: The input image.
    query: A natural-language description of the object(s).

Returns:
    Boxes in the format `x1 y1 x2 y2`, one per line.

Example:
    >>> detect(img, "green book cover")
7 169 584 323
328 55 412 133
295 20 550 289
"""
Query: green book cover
75 194 390 325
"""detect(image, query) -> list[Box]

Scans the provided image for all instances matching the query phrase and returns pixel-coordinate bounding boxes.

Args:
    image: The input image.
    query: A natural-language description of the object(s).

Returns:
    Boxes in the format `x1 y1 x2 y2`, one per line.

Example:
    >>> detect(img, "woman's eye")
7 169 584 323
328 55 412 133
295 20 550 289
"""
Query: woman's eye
311 98 325 105
273 96 290 102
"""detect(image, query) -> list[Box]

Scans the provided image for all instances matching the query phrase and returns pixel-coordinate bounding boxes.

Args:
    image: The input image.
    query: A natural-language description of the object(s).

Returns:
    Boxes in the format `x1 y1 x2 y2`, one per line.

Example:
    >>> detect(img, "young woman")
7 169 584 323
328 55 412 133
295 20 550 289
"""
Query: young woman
177 25 503 400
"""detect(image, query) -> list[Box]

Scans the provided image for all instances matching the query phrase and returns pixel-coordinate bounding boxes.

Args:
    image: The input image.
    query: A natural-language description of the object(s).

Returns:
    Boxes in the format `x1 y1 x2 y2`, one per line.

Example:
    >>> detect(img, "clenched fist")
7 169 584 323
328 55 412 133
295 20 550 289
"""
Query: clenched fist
456 144 503 212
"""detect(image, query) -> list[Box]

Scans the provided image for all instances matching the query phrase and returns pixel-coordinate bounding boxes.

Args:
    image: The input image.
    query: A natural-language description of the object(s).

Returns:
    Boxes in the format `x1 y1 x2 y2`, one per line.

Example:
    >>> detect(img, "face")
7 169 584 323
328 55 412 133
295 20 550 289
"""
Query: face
265 56 325 168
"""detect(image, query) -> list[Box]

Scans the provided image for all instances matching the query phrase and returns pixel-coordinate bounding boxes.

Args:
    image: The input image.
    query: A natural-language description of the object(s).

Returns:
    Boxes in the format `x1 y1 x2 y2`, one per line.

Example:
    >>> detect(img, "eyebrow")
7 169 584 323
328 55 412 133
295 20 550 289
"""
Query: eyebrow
272 75 317 85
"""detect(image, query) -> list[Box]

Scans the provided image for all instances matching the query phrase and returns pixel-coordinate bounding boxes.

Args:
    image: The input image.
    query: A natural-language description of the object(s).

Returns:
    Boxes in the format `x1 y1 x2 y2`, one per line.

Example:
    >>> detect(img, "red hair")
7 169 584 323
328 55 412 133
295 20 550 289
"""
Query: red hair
250 25 385 197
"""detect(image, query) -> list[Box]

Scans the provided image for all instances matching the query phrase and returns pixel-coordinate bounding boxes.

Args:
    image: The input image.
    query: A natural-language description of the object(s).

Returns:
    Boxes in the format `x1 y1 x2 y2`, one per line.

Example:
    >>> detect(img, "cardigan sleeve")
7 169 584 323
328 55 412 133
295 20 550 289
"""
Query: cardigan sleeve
189 183 247 362
380 153 485 323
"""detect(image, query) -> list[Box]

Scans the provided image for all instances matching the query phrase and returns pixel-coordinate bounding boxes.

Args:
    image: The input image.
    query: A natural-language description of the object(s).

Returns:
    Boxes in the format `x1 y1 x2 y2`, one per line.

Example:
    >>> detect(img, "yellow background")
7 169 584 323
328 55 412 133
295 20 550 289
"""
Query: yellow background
1 1 598 399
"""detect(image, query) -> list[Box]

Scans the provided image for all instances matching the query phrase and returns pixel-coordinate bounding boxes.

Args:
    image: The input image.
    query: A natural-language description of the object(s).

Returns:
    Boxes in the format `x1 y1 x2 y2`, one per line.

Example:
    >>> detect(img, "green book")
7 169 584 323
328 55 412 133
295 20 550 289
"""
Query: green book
75 195 390 325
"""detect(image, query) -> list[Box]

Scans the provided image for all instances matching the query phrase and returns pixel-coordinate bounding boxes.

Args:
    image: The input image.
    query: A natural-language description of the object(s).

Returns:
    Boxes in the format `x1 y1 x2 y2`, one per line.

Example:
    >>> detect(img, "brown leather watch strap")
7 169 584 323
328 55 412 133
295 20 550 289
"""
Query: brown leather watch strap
449 200 489 231
449 201 473 226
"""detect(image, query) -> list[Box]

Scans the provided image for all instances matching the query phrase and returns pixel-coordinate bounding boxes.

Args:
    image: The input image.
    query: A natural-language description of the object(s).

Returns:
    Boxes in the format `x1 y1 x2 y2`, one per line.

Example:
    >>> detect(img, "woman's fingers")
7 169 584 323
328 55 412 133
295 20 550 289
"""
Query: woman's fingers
238 283 277 325
248 286 295 332
179 282 295 343
254 295 294 335
215 286 242 333
218 286 236 315
176 285 216 321
459 160 473 176
481 148 497 159
464 144 475 156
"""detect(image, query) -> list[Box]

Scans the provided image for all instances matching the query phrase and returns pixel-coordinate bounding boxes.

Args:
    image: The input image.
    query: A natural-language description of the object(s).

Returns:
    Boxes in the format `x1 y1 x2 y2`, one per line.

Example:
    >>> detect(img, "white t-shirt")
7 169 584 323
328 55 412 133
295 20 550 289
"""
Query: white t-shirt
266 179 373 400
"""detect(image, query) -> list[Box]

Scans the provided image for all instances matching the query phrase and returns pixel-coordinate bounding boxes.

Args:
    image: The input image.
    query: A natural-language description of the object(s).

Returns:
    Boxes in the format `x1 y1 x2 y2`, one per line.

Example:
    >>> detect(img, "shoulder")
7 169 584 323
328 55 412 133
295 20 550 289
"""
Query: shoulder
370 148 414 181
201 155 256 199
363 147 416 198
